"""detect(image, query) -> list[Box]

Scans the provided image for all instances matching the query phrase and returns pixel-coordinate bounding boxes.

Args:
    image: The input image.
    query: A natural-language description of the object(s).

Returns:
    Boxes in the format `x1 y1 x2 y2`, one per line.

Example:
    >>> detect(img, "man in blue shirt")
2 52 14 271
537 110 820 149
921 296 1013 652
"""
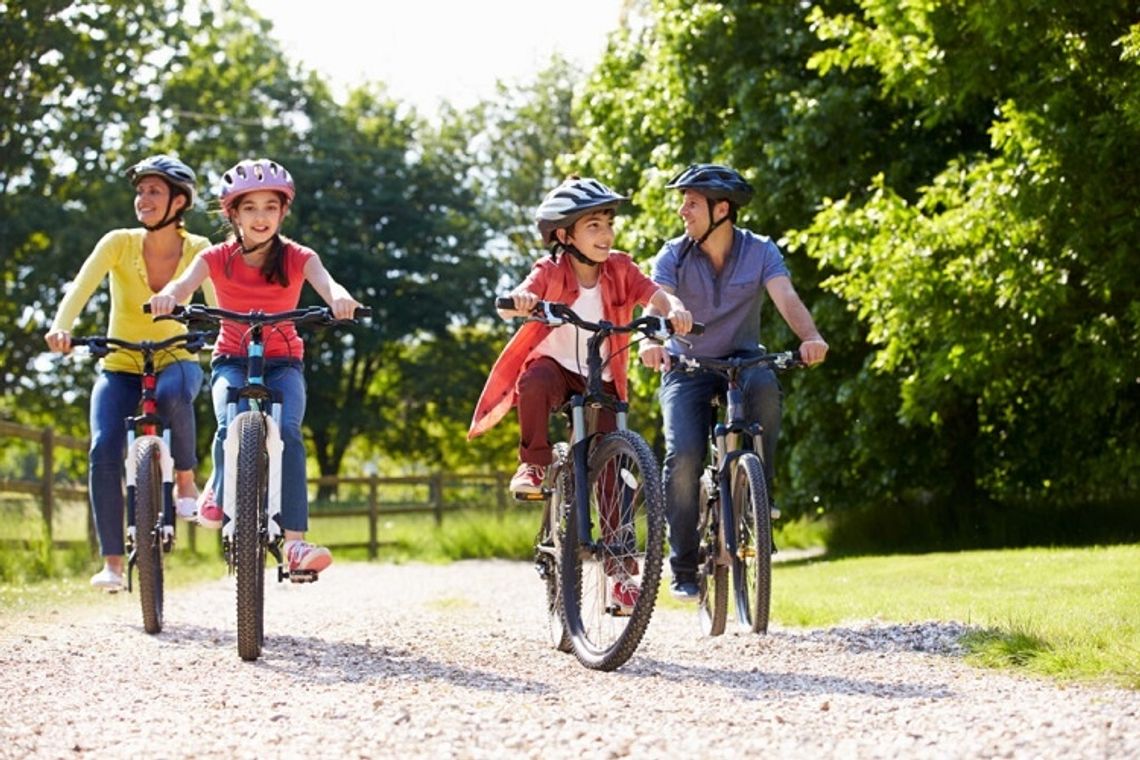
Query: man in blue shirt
642 164 829 600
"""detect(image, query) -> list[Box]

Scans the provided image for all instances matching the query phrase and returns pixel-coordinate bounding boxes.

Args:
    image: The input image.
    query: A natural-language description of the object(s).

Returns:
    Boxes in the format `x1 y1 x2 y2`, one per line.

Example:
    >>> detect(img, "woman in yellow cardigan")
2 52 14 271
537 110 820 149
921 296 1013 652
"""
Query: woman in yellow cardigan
45 155 215 591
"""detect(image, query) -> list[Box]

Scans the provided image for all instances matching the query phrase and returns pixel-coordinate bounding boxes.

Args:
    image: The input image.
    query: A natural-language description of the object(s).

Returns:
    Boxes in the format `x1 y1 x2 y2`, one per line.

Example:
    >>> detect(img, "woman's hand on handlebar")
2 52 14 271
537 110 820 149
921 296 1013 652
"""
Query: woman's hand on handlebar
147 293 179 317
329 295 363 321
44 329 72 354
497 291 538 319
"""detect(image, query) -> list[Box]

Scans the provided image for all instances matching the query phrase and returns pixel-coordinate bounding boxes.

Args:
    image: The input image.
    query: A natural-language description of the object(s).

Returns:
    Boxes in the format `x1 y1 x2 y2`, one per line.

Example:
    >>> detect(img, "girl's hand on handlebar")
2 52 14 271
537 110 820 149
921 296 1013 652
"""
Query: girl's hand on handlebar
44 329 72 354
147 293 179 317
329 295 362 321
498 290 538 319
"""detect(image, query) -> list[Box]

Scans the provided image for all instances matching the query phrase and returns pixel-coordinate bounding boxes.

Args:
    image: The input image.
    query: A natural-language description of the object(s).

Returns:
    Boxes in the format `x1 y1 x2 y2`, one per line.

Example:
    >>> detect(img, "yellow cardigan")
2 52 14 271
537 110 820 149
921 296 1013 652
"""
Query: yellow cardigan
50 227 215 373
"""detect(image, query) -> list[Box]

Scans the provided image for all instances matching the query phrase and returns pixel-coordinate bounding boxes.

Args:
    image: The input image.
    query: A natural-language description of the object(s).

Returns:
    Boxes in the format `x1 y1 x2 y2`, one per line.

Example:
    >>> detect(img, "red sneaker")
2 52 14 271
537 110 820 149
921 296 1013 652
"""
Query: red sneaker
509 463 546 496
611 574 640 613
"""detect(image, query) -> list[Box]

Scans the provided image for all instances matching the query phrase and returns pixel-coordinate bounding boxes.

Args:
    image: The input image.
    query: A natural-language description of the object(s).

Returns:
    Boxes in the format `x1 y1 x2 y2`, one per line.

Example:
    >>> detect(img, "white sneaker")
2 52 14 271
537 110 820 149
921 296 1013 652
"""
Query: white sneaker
176 497 198 520
90 567 123 592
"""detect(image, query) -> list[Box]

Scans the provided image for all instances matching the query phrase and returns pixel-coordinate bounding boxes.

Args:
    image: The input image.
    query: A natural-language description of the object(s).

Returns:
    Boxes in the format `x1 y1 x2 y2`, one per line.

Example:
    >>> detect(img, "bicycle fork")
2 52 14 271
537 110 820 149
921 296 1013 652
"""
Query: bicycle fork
123 430 175 592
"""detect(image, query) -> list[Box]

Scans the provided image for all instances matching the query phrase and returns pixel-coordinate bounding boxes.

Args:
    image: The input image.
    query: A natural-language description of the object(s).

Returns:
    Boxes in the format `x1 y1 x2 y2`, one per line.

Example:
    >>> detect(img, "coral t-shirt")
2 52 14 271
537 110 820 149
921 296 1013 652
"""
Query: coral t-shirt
201 239 316 359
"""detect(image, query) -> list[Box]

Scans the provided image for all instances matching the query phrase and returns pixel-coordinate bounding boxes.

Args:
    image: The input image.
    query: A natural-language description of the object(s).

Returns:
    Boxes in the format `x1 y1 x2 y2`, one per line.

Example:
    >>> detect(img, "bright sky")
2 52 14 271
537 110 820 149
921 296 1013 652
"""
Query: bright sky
246 0 626 115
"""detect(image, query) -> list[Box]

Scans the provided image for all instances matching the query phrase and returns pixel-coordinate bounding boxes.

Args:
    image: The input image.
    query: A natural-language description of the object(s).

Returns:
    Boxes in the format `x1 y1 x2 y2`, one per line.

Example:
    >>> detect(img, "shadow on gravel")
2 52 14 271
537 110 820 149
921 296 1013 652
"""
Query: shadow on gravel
161 623 552 696
624 655 956 701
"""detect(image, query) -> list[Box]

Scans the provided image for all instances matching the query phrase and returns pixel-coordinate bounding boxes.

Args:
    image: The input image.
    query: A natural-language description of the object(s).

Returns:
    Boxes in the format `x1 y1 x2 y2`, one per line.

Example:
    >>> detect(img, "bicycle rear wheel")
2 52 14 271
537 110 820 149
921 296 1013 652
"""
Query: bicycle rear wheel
537 443 572 652
234 411 268 661
696 470 728 636
731 453 772 633
134 438 165 635
562 430 664 671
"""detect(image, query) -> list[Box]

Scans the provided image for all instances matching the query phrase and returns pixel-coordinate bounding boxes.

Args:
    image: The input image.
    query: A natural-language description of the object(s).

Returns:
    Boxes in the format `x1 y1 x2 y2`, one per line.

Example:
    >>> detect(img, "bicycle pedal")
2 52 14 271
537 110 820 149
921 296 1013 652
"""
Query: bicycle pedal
513 490 547 502
288 570 319 584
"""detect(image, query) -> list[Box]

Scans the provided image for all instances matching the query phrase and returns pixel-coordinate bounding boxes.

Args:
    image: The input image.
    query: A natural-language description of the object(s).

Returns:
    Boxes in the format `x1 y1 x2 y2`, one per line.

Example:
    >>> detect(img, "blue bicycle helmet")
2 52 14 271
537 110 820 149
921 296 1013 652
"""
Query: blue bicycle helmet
126 154 197 204
665 164 753 207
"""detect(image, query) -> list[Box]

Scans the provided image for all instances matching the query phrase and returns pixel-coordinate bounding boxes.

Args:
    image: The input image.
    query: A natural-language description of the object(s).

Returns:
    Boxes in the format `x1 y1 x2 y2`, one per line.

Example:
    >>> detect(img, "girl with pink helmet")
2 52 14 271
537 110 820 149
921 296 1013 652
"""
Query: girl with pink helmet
149 157 361 577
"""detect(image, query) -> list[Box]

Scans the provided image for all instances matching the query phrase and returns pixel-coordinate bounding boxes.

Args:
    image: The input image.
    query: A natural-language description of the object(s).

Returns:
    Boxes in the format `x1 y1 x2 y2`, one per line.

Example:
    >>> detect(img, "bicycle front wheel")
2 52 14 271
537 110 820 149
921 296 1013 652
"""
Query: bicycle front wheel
134 438 165 635
696 470 728 637
234 411 268 661
538 443 572 653
562 430 665 671
731 453 772 633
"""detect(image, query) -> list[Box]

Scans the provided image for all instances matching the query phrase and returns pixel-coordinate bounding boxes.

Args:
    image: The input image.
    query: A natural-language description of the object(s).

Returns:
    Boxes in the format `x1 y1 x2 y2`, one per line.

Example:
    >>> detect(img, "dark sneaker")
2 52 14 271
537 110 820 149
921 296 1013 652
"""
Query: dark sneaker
509 463 545 496
670 573 699 602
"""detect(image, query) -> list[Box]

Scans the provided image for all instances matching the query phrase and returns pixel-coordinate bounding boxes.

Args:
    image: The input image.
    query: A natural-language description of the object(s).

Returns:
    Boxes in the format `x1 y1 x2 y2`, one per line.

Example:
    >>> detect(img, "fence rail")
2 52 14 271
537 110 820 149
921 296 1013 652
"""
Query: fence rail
2 420 511 558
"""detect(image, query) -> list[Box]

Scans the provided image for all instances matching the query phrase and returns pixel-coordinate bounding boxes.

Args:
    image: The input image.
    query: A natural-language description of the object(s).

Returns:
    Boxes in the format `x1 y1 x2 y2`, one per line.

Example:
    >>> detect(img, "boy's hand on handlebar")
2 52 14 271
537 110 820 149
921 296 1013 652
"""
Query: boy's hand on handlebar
799 338 829 366
147 294 179 317
666 308 693 336
44 329 72 354
500 291 538 318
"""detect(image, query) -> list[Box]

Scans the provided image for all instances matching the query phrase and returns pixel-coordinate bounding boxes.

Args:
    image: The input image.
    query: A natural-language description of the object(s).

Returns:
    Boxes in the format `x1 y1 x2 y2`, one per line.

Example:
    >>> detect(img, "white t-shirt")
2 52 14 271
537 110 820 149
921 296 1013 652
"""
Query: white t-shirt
533 283 612 381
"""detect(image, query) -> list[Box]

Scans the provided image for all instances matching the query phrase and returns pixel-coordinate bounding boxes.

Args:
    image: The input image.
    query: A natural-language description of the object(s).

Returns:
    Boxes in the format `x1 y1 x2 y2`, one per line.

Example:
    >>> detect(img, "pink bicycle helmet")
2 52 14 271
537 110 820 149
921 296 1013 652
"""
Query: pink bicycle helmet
219 158 296 213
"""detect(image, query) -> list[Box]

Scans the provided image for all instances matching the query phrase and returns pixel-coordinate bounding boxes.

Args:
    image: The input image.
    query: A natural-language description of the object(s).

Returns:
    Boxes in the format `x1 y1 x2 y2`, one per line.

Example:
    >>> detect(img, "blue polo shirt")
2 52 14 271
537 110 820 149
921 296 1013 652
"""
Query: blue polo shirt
651 228 789 357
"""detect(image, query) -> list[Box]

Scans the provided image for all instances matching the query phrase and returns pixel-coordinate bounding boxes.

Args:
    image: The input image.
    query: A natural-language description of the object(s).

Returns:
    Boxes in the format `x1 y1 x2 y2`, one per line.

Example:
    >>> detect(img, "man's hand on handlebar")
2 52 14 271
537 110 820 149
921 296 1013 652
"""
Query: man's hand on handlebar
639 344 672 374
798 338 829 366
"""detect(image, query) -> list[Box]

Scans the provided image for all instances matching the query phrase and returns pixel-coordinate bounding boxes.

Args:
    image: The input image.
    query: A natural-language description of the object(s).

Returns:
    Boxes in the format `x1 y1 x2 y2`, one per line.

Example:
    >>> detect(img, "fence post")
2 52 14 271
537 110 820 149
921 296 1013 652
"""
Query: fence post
368 474 379 560
431 473 443 525
496 472 507 517
40 427 54 544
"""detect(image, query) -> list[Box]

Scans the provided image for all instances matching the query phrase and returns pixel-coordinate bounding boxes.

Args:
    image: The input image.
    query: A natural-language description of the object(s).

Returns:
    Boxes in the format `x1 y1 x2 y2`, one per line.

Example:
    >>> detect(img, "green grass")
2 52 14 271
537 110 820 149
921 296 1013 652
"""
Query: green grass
770 544 1140 688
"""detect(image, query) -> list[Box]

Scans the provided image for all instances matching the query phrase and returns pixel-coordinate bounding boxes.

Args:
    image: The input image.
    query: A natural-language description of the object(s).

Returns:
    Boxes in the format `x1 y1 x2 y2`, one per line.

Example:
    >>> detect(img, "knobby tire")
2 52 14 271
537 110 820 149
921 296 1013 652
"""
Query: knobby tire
541 443 572 653
731 454 772 633
134 439 164 635
561 430 664 671
235 412 268 661
696 470 728 636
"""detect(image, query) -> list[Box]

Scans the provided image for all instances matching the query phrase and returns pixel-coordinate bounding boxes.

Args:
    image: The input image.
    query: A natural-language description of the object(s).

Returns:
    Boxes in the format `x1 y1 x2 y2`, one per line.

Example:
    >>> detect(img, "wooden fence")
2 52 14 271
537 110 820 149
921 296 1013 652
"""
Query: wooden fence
1 420 511 558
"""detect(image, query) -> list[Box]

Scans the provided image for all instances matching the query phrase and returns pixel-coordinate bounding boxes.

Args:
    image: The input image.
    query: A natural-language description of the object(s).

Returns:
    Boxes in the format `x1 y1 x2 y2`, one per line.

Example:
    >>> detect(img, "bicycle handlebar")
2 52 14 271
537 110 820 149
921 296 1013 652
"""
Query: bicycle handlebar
147 303 372 327
495 296 705 340
671 350 804 373
70 331 214 359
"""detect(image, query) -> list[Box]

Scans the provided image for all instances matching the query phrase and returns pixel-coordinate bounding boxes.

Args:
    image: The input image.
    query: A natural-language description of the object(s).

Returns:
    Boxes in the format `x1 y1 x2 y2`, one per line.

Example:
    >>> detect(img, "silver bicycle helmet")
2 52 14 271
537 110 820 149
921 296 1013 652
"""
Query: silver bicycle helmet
665 163 753 207
126 154 197 204
535 176 628 245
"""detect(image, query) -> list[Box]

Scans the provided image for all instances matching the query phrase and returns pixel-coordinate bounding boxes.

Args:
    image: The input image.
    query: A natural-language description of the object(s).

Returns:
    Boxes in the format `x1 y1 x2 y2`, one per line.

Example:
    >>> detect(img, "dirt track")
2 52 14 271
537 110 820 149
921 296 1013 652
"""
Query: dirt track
1 560 1136 758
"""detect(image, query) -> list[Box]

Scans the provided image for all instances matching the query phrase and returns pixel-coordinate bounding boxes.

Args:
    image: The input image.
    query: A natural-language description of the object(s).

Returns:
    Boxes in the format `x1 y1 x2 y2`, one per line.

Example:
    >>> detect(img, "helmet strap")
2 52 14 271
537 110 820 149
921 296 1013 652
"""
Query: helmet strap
140 191 184 232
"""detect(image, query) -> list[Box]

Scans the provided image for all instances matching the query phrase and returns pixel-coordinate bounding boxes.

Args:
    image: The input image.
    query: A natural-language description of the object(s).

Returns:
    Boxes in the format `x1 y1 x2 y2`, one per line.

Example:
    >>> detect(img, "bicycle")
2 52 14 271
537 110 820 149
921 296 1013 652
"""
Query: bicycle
156 303 369 661
671 349 803 636
71 331 212 634
498 297 700 671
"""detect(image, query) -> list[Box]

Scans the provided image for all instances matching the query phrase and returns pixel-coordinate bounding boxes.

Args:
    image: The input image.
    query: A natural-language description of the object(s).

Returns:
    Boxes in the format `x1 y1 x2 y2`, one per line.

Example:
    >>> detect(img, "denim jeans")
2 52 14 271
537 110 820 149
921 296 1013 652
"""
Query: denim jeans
207 358 309 532
659 359 782 577
88 361 203 557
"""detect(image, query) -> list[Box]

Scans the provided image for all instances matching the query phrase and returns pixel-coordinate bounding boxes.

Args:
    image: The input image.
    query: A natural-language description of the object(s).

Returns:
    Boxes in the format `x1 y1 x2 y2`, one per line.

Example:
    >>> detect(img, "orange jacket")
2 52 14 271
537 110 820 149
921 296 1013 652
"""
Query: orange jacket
467 251 660 440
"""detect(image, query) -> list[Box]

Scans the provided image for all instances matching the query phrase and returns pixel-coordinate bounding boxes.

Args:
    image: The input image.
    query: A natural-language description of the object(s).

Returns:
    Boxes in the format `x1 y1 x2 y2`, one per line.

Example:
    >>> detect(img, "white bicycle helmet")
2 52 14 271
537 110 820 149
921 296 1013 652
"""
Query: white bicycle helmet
535 176 628 246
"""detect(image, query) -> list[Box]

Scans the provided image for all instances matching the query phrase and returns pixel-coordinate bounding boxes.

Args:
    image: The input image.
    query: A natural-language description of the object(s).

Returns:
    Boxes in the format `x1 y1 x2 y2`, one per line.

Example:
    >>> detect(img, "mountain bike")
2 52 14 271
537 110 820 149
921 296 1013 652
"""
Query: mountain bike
671 349 803 636
498 297 700 671
158 303 369 661
71 331 212 634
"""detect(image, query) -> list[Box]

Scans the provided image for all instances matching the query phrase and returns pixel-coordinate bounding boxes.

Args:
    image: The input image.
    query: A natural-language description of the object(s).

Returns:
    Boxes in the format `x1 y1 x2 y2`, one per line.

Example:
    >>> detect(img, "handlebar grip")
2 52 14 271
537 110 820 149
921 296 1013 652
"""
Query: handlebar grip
354 306 372 319
495 296 516 310
688 322 706 336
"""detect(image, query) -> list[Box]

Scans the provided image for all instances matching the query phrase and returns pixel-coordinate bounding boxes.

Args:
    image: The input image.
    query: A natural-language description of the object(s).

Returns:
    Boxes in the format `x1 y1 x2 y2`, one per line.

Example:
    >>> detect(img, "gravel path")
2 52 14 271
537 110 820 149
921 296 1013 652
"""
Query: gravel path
1 560 1136 758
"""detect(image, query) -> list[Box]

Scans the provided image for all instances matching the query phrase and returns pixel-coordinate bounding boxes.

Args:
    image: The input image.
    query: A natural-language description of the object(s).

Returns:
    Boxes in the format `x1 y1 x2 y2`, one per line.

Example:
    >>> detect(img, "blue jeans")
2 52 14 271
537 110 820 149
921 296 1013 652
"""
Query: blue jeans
659 360 782 577
89 361 203 557
207 358 309 532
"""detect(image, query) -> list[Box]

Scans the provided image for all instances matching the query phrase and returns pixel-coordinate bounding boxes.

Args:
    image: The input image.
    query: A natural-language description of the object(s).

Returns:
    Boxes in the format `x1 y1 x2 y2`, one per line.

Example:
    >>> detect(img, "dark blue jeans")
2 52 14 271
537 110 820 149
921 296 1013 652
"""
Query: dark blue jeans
659 360 782 577
207 357 309 532
88 361 203 557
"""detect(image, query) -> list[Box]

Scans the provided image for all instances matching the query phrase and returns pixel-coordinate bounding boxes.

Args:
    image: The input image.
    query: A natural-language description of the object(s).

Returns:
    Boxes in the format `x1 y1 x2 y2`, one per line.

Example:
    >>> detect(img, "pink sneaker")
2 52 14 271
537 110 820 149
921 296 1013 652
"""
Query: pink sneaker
196 489 223 530
286 540 332 574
